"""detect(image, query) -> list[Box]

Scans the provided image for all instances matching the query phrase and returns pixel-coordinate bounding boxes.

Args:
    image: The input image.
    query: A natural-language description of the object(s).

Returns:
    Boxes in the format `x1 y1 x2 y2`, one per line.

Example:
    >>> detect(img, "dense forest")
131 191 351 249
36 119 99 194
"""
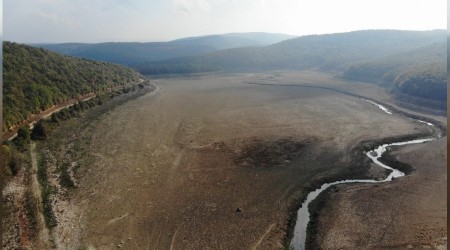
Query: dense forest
3 42 141 132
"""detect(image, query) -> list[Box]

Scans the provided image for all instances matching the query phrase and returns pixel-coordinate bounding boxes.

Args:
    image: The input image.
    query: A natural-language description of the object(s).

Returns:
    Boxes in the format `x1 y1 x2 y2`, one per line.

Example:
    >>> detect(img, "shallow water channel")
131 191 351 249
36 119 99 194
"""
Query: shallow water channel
289 106 437 249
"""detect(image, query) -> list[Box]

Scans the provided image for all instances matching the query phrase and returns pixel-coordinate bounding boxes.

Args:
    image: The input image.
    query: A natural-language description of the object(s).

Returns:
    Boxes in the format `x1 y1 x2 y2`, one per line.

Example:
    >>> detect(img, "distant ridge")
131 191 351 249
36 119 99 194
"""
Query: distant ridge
146 29 446 72
32 32 295 66
171 32 296 49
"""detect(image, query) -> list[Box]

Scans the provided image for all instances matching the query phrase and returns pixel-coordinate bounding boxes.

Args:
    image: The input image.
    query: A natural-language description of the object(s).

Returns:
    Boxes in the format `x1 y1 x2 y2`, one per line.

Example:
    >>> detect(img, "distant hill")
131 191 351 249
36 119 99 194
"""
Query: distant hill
141 29 445 73
171 32 296 50
33 32 295 66
3 42 141 132
33 42 217 66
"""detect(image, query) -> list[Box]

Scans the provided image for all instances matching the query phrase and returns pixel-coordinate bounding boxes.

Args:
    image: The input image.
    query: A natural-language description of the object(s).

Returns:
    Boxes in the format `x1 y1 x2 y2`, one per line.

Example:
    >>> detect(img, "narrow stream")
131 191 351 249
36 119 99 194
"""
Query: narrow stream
289 100 439 250
363 99 392 115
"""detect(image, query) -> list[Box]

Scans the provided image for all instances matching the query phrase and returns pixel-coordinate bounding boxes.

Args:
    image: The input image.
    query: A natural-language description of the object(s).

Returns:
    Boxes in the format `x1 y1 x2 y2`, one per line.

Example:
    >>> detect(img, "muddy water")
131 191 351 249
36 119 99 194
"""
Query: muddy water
290 130 436 250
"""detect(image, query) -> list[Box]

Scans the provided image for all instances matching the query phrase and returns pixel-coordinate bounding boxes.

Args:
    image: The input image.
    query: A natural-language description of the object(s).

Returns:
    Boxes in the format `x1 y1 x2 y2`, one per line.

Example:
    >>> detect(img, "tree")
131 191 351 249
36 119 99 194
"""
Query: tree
15 126 31 151
31 121 48 140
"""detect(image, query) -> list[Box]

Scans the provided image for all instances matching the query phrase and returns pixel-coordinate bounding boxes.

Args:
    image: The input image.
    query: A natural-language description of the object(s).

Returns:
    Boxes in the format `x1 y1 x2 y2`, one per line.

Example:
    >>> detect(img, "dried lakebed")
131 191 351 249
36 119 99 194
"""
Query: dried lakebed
290 101 440 250
39 72 445 249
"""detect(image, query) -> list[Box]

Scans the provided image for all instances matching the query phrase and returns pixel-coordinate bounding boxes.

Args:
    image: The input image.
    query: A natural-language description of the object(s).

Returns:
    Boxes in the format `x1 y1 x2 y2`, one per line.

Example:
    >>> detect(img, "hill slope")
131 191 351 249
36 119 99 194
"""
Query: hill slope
3 42 141 132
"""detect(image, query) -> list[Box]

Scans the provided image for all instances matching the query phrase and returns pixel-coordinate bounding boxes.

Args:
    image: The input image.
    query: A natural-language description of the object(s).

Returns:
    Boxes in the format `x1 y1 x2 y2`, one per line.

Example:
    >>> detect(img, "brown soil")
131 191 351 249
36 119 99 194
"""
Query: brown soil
33 71 444 249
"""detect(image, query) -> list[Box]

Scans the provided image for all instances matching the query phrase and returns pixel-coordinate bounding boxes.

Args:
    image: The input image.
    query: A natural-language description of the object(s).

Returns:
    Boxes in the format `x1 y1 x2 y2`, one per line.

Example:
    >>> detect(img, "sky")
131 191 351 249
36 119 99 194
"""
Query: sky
3 0 448 43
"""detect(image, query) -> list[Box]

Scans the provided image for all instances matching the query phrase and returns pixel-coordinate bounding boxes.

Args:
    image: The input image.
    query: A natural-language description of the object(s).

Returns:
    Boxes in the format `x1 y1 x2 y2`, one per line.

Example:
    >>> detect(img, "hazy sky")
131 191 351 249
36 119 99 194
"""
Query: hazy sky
4 0 447 43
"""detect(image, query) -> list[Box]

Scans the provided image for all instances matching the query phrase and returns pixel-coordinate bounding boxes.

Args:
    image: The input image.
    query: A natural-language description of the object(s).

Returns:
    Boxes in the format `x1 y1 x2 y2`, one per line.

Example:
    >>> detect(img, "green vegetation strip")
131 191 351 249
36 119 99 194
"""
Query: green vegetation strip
37 154 57 228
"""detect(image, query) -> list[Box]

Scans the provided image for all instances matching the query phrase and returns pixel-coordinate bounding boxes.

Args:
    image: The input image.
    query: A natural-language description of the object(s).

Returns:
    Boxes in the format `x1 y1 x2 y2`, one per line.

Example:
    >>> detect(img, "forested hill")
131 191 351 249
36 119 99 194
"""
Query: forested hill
3 42 141 132
342 43 446 105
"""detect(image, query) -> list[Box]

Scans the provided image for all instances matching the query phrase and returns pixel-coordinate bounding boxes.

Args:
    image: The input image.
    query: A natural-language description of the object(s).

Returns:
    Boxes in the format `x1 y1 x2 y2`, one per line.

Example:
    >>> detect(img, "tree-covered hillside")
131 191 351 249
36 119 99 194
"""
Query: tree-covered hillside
3 42 141 132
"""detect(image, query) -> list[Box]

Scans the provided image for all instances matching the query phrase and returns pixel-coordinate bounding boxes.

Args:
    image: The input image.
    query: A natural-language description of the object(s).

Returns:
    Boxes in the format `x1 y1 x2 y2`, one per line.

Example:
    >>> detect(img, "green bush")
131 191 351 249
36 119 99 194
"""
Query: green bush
37 155 57 228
